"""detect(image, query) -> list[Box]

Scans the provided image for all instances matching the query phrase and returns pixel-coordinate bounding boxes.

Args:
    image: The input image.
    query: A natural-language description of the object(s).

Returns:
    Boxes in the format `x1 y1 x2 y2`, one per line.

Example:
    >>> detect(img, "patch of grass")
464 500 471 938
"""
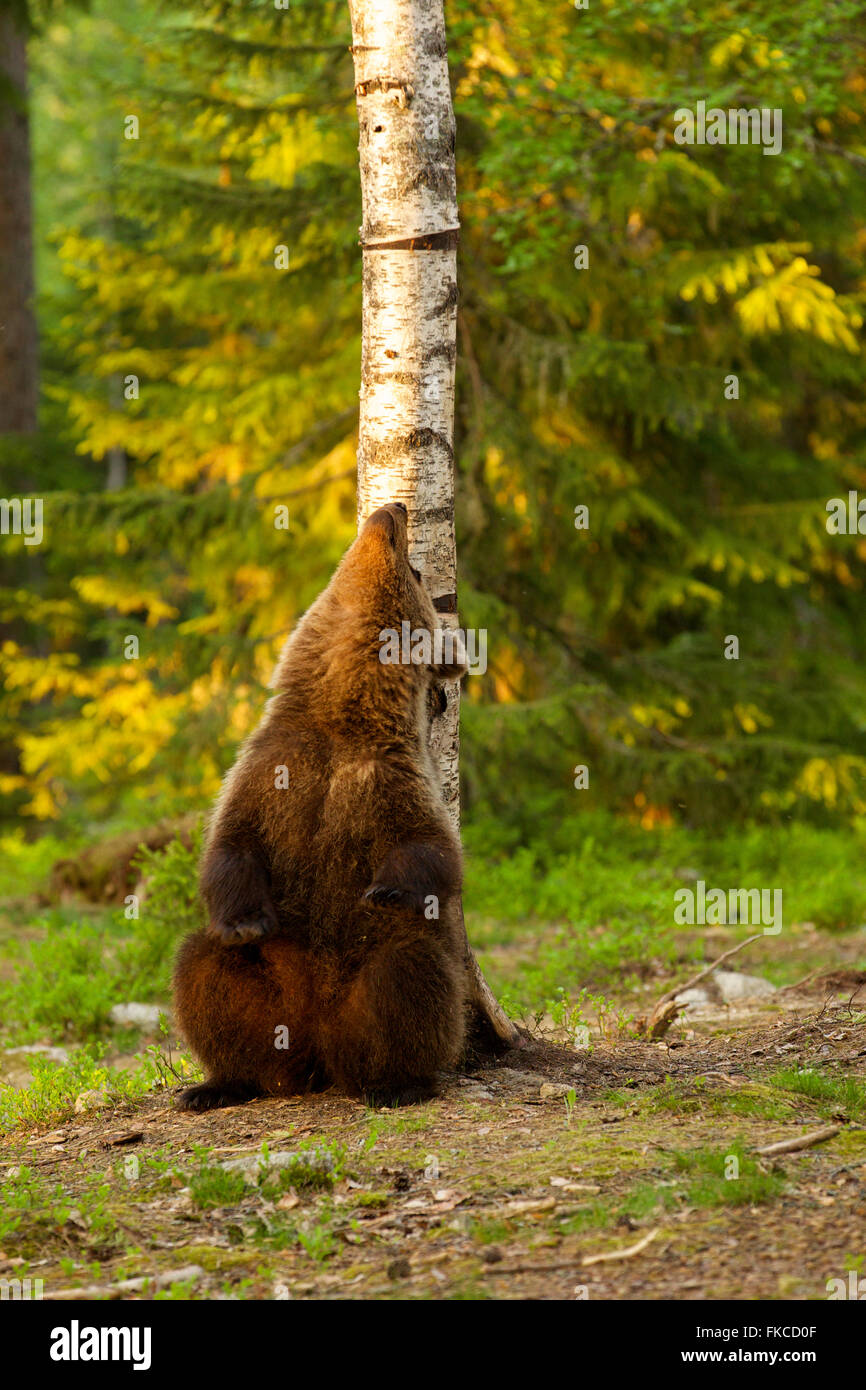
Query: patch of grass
0 831 204 1046
0 924 118 1042
117 831 205 997
465 809 866 1008
270 1150 340 1195
183 1139 344 1211
556 1201 615 1234
669 1143 787 1208
0 1165 125 1261
0 1045 166 1133
297 1222 337 1263
0 830 88 898
0 1166 73 1250
469 1217 511 1245
188 1162 249 1210
645 1077 710 1115
770 1068 866 1120
642 1077 795 1123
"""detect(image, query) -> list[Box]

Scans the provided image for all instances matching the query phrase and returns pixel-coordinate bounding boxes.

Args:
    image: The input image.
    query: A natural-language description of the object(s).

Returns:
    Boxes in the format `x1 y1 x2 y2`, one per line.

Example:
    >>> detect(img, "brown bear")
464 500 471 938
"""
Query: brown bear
173 502 469 1110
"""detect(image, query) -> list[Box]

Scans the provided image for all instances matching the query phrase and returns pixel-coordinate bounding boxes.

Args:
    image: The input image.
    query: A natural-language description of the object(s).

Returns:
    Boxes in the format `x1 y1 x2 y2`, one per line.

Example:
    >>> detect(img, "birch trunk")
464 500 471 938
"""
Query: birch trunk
348 0 520 1048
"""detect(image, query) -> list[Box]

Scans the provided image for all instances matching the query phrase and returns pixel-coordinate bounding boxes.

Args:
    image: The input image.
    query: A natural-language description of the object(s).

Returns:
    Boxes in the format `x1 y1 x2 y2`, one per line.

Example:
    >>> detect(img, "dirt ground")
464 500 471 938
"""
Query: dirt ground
3 974 865 1302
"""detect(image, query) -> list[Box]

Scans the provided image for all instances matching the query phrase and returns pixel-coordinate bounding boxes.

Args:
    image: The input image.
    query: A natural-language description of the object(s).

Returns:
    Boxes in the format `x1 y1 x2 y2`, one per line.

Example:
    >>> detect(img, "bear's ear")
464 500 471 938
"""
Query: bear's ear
431 628 468 680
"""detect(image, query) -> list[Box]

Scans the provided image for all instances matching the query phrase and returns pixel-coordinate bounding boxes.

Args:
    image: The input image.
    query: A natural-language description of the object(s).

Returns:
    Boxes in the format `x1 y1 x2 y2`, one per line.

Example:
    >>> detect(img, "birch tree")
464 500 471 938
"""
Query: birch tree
347 0 519 1047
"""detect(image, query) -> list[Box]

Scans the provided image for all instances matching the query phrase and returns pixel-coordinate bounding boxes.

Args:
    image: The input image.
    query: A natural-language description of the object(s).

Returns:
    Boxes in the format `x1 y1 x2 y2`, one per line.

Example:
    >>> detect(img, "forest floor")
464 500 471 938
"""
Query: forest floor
2 955 865 1302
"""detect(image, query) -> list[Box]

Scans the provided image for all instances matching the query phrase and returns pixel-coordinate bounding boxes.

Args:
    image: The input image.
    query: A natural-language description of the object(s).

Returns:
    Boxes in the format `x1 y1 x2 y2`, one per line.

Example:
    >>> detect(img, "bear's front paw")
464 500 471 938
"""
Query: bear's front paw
362 883 426 912
209 910 277 944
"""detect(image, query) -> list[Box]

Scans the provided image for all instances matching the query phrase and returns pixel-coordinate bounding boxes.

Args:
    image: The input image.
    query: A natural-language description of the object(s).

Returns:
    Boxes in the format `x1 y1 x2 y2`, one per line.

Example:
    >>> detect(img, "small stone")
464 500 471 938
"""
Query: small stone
219 1148 334 1183
74 1089 111 1114
714 970 775 1002
481 1246 503 1264
540 1082 573 1099
6 1043 70 1063
109 1003 165 1029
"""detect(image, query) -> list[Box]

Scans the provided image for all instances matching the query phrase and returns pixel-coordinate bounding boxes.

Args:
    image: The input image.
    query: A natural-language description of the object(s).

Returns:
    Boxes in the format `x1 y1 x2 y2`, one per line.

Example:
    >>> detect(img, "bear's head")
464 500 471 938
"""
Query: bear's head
273 502 466 737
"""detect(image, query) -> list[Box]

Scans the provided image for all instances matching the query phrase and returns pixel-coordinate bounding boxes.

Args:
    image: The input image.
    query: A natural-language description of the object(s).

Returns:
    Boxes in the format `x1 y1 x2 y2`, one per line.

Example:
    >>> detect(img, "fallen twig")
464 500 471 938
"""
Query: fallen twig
755 1125 841 1157
582 1227 660 1266
42 1265 204 1301
644 935 763 1039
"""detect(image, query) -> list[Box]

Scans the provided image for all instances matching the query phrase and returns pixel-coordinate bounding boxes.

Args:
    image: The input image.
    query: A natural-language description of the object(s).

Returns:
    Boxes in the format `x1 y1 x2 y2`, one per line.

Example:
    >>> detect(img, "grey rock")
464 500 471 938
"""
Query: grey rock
109 1002 166 1029
219 1148 335 1184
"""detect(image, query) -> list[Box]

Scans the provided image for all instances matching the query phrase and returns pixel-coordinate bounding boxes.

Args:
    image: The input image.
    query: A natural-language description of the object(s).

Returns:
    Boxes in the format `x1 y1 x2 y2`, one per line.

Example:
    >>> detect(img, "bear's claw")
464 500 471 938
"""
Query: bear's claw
177 1081 257 1112
209 913 276 944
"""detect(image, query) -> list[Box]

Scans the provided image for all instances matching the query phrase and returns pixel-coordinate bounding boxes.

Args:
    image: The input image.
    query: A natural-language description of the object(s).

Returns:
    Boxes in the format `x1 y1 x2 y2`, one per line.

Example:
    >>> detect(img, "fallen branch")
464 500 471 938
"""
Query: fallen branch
756 1125 841 1157
776 968 822 995
644 934 763 1039
582 1227 660 1266
42 1265 204 1301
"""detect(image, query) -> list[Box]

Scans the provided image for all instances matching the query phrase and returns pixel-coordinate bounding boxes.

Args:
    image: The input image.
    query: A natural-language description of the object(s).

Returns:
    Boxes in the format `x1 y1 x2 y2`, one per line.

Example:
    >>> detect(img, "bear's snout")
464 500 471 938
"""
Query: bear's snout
364 502 409 549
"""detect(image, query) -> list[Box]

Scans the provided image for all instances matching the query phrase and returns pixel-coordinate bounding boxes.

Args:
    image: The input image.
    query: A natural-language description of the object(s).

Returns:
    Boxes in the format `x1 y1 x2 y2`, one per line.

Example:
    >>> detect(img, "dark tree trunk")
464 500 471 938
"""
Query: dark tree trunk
0 10 39 434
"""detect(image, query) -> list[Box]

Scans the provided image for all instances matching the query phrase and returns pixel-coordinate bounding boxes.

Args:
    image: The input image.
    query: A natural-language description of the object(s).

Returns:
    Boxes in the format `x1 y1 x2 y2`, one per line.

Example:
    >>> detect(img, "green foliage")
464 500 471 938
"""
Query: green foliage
0 1044 160 1132
1 0 864 835
466 805 866 1004
649 1142 785 1209
116 825 205 996
188 1161 249 1210
0 832 203 1042
0 923 117 1041
672 1144 787 1208
770 1068 866 1120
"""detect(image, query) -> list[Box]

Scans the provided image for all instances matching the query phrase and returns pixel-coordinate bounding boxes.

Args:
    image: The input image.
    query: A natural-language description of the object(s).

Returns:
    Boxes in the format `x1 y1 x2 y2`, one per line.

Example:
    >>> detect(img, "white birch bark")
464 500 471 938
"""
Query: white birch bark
348 0 519 1047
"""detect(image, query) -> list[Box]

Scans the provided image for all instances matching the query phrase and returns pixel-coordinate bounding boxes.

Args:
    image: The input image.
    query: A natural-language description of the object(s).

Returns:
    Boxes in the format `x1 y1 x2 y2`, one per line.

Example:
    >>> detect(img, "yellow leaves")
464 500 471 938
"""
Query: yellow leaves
797 757 838 806
735 259 862 352
232 565 274 602
72 576 179 625
629 702 685 736
709 29 787 72
809 434 839 461
733 702 772 734
28 785 63 820
683 246 777 302
1 648 90 701
710 32 746 68
680 245 862 353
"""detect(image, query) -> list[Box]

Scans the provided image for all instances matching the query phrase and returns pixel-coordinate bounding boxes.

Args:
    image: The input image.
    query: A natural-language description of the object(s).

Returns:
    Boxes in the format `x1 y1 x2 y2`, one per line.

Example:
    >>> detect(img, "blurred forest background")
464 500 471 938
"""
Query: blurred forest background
2 0 866 1039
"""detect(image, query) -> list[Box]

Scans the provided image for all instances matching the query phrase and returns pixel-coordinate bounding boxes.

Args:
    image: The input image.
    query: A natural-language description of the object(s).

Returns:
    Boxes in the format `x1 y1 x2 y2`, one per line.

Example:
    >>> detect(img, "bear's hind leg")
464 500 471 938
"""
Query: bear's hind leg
321 927 466 1106
173 933 319 1109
